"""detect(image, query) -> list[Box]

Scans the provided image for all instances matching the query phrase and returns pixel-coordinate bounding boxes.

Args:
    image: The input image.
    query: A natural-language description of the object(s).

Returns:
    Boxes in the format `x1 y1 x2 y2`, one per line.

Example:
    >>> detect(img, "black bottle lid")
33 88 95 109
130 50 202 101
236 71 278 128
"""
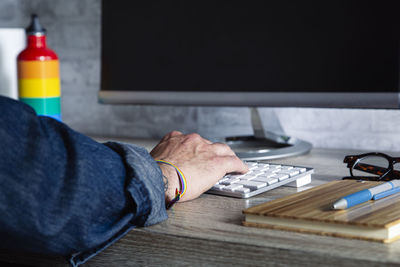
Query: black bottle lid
26 14 46 35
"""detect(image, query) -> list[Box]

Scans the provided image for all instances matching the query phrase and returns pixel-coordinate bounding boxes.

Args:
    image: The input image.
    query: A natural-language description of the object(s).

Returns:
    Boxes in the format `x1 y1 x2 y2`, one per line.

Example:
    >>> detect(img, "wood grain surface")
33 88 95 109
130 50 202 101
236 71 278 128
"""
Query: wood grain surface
2 145 400 266
244 180 400 227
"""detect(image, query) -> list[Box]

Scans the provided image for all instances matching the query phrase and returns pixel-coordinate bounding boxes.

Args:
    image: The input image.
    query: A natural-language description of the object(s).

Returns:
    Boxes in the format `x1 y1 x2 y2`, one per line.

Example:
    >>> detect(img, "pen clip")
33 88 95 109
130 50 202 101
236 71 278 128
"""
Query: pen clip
372 187 400 200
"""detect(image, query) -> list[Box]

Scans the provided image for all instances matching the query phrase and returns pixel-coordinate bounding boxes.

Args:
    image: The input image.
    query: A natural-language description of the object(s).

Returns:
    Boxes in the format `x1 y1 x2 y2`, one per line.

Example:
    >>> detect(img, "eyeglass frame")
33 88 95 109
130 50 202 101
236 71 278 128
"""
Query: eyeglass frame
343 152 400 181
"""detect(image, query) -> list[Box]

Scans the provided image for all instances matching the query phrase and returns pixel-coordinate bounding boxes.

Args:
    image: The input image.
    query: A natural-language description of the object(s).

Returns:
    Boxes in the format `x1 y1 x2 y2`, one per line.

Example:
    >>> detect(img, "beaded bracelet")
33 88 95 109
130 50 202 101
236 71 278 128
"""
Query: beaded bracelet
156 159 187 209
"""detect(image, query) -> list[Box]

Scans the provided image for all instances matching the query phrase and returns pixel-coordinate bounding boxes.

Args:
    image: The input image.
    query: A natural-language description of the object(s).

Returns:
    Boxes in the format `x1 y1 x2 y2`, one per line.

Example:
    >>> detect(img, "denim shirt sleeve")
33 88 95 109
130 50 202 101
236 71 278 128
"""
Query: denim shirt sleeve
0 96 168 266
69 142 169 266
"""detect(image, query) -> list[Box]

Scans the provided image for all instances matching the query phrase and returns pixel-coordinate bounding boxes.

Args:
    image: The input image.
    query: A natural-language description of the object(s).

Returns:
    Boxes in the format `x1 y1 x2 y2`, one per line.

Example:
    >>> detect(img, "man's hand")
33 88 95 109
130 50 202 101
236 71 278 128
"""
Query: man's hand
150 131 248 204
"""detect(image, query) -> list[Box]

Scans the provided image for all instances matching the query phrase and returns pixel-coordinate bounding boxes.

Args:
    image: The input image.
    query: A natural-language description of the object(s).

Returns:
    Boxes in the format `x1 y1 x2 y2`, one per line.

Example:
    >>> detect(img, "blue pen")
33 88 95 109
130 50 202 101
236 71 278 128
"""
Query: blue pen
332 180 400 209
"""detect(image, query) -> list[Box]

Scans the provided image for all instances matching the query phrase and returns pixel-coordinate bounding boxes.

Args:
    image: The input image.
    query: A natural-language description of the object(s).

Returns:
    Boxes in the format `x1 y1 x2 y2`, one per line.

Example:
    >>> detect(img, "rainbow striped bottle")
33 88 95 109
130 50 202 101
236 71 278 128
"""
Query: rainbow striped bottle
18 14 61 121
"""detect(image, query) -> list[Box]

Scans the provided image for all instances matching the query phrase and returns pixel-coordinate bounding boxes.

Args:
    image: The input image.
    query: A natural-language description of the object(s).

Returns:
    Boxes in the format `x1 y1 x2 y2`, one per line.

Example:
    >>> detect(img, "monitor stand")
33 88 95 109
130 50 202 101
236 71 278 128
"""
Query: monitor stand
224 107 312 160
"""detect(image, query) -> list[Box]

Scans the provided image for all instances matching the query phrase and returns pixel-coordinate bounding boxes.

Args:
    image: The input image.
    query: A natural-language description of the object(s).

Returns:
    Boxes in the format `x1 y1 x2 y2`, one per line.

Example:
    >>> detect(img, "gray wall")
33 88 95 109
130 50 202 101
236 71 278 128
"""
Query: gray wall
1 0 400 152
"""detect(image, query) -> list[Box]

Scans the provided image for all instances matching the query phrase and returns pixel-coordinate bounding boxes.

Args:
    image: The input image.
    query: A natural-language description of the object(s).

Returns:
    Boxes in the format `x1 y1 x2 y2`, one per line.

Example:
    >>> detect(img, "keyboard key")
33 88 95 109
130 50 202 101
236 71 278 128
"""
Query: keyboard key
264 172 278 178
220 178 240 185
237 180 267 190
212 184 225 190
235 187 250 194
239 175 257 181
225 174 246 179
266 177 278 185
252 177 271 183
222 184 243 192
251 170 264 176
274 173 290 181
277 170 300 177
257 163 270 168
280 166 294 171
269 164 281 168
293 167 307 173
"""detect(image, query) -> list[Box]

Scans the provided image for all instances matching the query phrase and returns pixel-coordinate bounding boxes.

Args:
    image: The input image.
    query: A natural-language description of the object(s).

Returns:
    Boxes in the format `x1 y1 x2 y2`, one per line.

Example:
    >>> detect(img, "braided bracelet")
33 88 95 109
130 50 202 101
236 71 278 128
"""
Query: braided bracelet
156 159 187 209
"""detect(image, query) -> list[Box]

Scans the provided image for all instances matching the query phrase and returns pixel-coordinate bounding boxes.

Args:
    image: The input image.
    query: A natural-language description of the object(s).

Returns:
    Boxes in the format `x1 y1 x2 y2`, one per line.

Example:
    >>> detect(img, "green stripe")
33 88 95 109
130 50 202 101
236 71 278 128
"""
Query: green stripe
20 97 61 115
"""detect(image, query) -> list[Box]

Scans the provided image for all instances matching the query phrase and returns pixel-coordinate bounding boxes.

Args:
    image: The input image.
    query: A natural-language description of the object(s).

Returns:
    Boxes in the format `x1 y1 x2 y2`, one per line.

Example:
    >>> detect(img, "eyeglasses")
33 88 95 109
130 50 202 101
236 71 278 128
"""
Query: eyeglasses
343 152 400 181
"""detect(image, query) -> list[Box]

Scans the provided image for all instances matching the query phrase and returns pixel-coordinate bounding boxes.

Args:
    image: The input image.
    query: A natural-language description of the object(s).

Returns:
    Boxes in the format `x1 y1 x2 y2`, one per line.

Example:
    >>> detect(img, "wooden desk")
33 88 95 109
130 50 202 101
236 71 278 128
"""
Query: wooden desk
2 147 400 266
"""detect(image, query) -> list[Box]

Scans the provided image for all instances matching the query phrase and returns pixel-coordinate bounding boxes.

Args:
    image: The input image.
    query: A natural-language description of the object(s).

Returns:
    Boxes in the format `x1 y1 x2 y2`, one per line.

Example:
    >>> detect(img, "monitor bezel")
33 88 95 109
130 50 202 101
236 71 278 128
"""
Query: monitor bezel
98 91 400 109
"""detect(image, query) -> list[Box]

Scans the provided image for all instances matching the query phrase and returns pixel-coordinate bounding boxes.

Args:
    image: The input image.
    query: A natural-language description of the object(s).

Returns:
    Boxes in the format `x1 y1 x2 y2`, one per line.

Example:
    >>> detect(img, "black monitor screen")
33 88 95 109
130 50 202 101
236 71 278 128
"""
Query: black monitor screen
101 1 400 94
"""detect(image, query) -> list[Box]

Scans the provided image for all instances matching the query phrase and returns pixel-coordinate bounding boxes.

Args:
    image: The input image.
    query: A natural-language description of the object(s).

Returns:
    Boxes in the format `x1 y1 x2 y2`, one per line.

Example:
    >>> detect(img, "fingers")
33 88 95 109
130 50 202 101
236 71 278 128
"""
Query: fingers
219 155 249 174
172 133 235 156
183 133 214 146
211 142 235 156
161 131 214 146
204 139 213 145
168 130 183 137
160 130 183 142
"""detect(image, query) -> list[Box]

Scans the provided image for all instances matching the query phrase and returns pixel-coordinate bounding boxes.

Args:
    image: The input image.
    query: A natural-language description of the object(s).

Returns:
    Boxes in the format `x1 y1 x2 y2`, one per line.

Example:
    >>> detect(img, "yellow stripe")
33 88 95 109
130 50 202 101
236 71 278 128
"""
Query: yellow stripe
18 78 61 98
18 60 59 79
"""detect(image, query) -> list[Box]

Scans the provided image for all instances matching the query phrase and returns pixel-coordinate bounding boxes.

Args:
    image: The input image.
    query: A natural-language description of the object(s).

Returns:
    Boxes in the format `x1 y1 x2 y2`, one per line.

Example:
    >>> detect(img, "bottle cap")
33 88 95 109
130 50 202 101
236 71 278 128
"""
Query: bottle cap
26 14 46 35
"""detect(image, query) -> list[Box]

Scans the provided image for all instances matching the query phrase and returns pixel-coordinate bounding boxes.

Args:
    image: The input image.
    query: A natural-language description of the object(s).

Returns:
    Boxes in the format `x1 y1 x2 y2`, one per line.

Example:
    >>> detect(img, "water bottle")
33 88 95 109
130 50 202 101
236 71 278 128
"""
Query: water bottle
18 14 61 121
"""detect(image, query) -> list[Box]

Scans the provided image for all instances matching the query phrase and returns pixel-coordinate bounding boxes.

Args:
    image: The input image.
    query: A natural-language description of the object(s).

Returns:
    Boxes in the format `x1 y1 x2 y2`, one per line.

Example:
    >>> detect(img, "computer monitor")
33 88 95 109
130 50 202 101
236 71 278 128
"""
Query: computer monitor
99 0 400 159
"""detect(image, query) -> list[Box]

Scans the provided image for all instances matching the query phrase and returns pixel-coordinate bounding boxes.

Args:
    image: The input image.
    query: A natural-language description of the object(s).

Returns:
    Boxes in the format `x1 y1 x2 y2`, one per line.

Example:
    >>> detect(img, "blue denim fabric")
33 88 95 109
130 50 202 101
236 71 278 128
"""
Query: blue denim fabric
0 96 168 266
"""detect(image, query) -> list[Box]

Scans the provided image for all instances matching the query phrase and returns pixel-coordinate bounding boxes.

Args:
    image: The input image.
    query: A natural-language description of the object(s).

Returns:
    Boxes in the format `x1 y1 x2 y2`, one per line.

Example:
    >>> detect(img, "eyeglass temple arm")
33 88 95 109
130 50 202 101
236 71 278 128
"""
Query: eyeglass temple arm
354 163 400 178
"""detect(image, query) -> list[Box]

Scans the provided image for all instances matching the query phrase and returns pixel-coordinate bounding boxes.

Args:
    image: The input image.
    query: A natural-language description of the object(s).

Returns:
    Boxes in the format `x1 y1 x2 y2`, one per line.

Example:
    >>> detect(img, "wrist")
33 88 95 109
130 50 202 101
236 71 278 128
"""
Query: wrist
158 163 180 204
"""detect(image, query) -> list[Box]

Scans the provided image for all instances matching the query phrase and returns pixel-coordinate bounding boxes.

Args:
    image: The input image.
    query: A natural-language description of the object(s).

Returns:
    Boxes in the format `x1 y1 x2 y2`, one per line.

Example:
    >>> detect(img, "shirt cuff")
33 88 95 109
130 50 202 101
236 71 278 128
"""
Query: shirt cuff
68 141 168 266
104 141 168 226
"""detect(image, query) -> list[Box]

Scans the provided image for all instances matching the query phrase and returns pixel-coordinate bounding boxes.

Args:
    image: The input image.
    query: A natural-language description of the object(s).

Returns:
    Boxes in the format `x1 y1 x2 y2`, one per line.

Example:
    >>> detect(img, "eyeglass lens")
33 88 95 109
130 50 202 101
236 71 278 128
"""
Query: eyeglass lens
352 155 390 177
394 161 400 173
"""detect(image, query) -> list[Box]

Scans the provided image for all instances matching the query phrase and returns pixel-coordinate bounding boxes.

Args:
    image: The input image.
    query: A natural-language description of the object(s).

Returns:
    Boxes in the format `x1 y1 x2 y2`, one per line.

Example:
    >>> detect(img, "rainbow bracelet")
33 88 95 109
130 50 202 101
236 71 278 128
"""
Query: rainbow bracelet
156 159 187 209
